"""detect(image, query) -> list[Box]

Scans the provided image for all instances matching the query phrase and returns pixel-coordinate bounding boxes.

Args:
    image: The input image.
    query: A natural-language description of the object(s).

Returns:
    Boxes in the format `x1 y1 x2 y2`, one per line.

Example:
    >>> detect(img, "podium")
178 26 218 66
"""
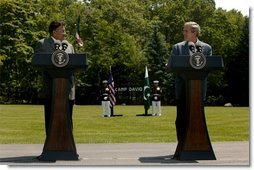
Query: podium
32 51 88 161
167 53 223 160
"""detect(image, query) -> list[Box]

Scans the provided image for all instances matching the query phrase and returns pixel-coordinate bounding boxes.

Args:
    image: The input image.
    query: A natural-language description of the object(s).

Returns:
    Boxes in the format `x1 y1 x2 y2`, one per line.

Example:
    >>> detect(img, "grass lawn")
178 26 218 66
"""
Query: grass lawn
0 105 249 144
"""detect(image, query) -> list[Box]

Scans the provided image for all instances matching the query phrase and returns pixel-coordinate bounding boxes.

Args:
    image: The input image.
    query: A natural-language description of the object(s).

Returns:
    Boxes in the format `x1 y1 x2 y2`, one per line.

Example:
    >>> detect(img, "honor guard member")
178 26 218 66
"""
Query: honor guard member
100 80 111 117
152 80 162 116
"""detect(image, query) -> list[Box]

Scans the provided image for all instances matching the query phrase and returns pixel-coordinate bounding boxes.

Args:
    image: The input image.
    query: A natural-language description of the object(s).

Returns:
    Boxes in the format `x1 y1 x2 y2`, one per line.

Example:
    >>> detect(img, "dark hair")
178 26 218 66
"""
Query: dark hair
48 20 65 35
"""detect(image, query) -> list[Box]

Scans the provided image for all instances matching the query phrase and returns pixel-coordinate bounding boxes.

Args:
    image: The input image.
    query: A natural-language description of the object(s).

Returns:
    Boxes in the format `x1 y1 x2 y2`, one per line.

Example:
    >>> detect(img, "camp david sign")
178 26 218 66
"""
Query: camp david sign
115 87 143 92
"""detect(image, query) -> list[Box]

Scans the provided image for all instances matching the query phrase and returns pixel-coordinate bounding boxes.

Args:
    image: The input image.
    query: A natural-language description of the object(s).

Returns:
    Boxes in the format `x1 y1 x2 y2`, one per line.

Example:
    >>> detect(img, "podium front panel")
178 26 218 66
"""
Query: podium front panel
167 55 224 72
32 53 88 69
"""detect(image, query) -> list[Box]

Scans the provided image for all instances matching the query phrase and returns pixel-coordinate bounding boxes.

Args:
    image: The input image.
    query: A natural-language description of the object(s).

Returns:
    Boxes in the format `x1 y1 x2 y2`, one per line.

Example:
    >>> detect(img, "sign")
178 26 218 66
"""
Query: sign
115 87 143 92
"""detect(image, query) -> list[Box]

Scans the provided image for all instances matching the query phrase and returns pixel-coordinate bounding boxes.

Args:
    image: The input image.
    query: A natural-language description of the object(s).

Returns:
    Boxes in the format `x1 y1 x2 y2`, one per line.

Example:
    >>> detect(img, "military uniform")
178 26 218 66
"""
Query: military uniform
100 80 111 117
152 80 162 116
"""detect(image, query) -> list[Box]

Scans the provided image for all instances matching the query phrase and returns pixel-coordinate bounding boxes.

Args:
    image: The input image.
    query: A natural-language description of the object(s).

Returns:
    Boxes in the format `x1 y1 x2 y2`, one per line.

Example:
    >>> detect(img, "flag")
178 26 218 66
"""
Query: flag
75 30 83 47
143 66 150 111
75 21 83 47
108 66 116 107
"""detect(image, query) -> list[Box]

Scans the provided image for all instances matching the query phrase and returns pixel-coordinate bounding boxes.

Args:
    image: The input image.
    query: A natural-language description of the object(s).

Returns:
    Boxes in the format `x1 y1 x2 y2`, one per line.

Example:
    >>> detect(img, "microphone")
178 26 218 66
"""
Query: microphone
188 41 196 54
61 40 69 51
195 41 202 53
54 40 61 50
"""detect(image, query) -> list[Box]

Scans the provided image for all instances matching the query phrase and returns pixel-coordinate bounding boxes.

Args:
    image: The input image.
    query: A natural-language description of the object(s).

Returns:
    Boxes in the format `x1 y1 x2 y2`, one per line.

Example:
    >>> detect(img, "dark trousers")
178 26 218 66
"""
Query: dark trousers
174 99 187 158
43 99 74 136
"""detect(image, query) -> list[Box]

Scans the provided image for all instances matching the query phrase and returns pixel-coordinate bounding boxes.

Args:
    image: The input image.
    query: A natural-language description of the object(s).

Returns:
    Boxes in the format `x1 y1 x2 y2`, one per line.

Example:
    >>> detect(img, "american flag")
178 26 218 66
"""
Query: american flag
108 67 116 107
75 23 83 47
75 30 83 47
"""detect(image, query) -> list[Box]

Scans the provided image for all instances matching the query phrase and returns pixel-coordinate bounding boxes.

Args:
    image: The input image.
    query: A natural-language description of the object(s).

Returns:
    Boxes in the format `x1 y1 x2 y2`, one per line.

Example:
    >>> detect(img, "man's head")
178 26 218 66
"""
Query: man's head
102 80 108 87
49 21 66 41
183 21 200 43
153 80 159 86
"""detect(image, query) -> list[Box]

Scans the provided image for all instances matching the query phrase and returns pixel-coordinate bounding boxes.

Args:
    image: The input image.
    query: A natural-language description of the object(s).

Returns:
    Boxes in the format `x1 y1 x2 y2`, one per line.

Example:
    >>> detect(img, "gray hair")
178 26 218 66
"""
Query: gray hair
184 21 201 36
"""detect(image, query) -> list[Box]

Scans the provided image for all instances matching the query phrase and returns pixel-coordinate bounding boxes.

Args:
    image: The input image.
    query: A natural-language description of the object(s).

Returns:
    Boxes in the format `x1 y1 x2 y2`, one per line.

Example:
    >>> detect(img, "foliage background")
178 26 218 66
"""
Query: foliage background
0 0 249 106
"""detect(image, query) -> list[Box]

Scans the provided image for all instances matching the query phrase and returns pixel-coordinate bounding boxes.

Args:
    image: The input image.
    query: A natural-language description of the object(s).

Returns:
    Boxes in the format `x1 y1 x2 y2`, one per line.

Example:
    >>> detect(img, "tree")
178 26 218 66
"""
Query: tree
144 24 174 104
0 0 43 103
203 9 249 105
223 15 249 106
0 0 249 105
75 0 150 91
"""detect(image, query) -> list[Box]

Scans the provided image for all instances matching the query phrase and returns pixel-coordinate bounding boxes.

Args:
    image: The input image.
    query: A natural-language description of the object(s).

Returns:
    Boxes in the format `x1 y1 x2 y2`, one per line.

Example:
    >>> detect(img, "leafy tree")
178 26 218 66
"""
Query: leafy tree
0 0 43 103
203 9 248 105
0 0 249 105
223 16 249 106
75 0 150 93
145 24 174 104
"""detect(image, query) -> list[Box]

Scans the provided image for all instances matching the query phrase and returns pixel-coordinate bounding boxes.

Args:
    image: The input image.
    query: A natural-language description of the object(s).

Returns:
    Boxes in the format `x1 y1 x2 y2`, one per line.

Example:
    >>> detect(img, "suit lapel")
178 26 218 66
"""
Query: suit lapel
49 37 54 46
44 37 55 53
199 41 209 55
182 41 189 55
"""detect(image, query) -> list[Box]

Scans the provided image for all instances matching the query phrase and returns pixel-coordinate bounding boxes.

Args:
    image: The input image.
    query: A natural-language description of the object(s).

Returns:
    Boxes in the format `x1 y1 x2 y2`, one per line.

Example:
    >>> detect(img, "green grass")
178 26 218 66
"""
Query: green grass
0 105 249 144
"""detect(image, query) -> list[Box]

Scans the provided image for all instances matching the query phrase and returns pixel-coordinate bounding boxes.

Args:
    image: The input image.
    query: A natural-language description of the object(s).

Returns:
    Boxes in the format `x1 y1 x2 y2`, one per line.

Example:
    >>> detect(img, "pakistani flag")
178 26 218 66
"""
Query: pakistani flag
143 66 150 113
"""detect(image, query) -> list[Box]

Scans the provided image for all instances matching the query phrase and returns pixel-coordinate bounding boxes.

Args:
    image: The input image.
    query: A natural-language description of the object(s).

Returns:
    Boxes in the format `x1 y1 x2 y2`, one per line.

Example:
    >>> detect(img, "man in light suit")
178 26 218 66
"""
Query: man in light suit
169 21 212 158
35 20 75 136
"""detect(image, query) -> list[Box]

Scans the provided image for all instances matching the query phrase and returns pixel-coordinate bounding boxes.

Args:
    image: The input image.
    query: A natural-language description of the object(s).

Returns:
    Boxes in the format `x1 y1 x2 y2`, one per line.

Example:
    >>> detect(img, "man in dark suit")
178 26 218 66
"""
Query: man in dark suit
169 21 212 158
35 20 75 136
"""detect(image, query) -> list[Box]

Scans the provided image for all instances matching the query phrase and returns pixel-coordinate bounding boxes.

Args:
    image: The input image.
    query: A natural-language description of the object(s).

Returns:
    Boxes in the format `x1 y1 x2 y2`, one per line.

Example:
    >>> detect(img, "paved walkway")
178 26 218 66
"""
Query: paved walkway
0 142 249 166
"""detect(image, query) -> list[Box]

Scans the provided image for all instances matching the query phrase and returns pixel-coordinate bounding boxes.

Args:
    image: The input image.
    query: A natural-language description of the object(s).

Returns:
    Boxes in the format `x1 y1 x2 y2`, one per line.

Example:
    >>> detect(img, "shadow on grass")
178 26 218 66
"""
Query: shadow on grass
0 156 55 164
139 155 198 164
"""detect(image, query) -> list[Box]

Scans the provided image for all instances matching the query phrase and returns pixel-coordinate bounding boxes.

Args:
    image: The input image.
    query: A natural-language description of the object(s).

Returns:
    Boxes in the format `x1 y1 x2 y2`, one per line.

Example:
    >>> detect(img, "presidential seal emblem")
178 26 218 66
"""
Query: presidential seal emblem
51 50 69 68
189 52 207 69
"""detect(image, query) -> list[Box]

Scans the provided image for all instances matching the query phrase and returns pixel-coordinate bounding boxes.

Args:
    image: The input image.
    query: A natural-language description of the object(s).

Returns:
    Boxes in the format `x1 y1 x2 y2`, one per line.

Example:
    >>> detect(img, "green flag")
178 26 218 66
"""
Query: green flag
143 66 150 112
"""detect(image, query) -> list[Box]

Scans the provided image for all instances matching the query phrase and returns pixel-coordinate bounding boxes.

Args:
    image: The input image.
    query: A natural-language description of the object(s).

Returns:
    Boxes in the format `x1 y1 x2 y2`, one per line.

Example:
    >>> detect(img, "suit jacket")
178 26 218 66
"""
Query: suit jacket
171 40 212 56
35 37 75 100
170 40 212 100
152 86 162 101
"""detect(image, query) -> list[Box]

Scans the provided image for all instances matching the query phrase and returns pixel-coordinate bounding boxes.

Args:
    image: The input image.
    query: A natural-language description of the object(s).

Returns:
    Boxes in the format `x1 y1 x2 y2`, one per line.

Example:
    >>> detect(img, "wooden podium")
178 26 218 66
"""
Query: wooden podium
167 53 223 160
32 51 88 161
